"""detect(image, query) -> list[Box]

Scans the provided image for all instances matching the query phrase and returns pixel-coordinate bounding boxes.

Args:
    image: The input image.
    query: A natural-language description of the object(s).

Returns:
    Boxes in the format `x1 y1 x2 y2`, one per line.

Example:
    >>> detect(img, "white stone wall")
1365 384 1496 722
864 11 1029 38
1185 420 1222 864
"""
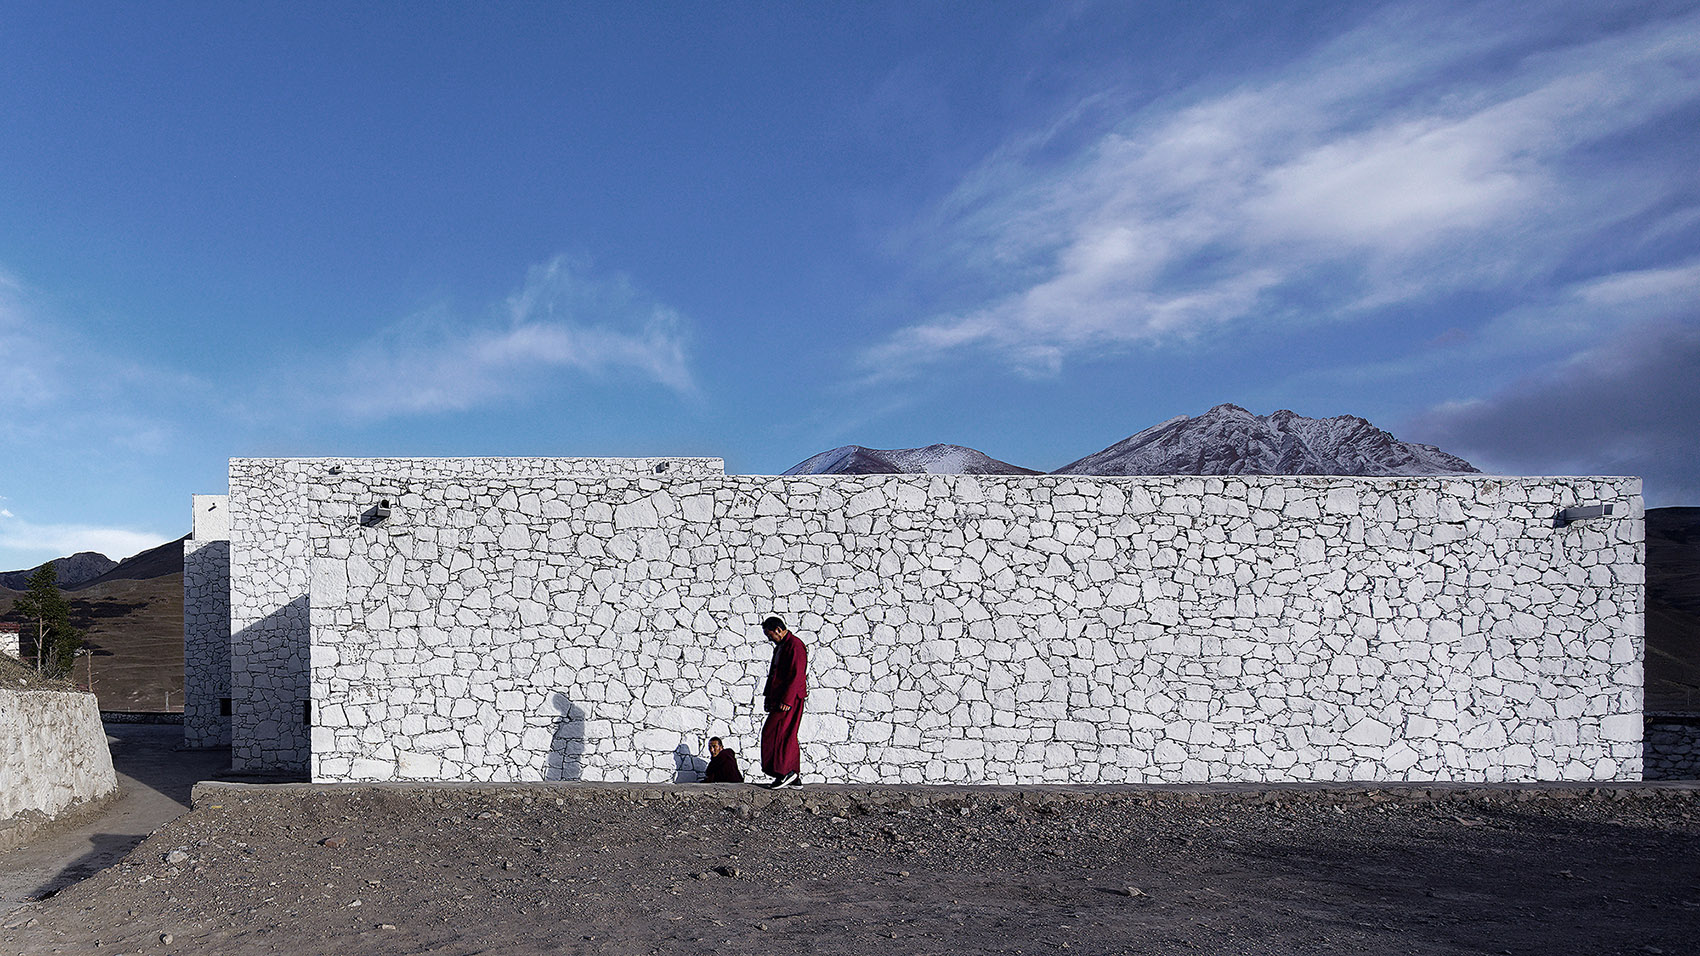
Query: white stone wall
229 462 314 773
183 538 231 749
193 492 231 540
0 625 19 660
282 462 1643 785
0 689 118 842
228 457 724 775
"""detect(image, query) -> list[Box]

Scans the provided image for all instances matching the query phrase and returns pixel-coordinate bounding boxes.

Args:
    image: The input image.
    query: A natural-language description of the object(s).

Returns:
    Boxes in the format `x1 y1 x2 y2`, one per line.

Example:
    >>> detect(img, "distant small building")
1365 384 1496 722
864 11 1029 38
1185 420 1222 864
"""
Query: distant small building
0 622 21 660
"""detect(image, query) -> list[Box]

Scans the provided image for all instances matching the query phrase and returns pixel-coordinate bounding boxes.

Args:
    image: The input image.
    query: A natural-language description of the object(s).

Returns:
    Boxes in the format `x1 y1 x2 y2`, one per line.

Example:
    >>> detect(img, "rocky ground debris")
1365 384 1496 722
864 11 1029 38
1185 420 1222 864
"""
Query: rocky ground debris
2 783 1697 955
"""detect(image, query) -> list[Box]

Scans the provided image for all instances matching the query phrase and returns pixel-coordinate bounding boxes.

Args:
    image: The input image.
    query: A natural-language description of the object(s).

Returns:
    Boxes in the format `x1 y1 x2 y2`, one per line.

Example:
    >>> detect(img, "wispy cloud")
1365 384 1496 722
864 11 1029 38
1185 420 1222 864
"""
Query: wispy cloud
0 272 196 451
0 277 64 418
0 510 167 565
329 255 694 419
866 3 1700 379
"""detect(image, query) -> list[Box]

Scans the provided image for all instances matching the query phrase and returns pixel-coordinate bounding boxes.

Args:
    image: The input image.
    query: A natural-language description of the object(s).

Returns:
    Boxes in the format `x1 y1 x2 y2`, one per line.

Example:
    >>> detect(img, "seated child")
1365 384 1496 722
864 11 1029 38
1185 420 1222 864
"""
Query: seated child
701 736 744 783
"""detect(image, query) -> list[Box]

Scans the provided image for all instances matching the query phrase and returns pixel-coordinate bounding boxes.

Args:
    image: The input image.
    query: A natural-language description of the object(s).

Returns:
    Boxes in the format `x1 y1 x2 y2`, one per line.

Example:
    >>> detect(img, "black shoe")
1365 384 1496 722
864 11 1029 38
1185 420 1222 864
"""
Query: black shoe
776 771 802 789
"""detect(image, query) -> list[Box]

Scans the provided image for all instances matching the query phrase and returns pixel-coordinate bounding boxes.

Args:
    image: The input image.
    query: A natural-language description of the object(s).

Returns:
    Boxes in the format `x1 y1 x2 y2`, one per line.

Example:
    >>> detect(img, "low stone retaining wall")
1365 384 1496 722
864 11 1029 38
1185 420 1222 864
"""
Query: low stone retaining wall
100 711 185 725
1645 714 1700 780
0 689 118 851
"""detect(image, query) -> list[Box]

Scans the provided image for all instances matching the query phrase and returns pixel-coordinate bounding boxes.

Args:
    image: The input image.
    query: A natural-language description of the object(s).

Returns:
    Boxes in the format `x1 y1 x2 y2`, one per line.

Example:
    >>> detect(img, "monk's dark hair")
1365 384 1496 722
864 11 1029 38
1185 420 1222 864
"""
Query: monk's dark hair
709 736 723 746
762 616 786 632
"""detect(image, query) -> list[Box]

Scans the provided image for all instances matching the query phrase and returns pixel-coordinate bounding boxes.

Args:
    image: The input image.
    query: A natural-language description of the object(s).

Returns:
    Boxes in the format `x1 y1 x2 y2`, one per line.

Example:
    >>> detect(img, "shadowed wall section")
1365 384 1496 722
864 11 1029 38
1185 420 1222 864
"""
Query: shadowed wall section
183 493 232 750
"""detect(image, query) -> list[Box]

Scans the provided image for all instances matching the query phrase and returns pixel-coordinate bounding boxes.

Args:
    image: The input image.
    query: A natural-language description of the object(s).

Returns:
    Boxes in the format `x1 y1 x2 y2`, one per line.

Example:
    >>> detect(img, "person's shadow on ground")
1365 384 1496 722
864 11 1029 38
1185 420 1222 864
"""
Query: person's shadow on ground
28 832 146 902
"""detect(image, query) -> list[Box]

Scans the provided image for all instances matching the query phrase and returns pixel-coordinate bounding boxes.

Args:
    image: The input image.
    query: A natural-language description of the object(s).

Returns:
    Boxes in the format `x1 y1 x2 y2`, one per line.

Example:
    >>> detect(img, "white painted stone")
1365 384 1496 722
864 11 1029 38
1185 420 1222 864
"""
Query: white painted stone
213 462 1641 785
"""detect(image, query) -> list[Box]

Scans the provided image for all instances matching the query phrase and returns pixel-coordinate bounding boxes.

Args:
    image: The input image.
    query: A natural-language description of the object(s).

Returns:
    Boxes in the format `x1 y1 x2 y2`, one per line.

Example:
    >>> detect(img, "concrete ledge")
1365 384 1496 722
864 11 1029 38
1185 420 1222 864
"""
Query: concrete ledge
193 778 1700 815
99 711 183 725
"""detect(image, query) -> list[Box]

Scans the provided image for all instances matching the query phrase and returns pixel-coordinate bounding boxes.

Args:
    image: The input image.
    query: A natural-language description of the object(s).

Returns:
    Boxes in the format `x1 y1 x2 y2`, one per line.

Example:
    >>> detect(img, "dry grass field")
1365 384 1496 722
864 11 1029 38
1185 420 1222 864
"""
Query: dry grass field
0 537 185 712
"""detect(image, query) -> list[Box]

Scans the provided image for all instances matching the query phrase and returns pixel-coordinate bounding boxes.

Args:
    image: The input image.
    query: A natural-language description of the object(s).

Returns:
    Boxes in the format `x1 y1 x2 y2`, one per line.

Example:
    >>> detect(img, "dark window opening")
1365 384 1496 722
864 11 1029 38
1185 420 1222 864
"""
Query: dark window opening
302 700 312 726
220 698 233 716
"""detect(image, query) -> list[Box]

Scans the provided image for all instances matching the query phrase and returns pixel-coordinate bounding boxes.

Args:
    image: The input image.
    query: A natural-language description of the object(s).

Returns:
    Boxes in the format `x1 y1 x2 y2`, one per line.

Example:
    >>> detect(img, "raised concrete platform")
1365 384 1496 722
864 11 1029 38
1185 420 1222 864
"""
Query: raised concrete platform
193 777 1700 815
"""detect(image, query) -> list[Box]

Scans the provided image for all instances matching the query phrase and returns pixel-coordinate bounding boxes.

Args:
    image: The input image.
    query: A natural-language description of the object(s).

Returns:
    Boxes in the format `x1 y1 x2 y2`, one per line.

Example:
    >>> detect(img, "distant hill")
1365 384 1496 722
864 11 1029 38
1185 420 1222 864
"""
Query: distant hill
784 443 1040 476
1647 507 1700 712
1053 404 1480 476
784 405 1479 478
0 534 187 711
0 551 117 590
71 535 186 589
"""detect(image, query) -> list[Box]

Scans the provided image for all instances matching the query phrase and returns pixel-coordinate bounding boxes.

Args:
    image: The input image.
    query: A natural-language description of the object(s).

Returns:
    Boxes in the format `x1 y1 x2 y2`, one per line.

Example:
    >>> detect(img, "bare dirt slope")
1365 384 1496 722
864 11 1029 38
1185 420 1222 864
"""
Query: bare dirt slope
0 724 229 911
3 783 1696 956
0 537 186 712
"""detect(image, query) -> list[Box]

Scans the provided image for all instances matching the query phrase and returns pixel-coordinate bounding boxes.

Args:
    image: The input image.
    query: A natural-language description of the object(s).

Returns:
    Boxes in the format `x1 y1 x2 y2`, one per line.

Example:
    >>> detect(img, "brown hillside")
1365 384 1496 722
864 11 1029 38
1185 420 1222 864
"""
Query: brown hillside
1647 507 1700 712
0 537 186 711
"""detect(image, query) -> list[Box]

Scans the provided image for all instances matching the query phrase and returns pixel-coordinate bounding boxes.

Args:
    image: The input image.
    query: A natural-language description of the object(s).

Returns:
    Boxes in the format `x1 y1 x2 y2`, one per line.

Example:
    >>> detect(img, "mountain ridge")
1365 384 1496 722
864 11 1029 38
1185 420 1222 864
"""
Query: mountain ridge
1052 404 1480 477
0 551 117 591
783 443 1040 476
784 404 1480 477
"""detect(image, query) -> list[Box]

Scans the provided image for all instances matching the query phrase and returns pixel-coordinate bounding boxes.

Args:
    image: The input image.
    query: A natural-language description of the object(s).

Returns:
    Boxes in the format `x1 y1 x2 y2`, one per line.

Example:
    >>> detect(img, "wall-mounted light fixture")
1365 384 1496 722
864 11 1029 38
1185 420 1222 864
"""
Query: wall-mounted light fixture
1555 503 1613 527
360 499 392 527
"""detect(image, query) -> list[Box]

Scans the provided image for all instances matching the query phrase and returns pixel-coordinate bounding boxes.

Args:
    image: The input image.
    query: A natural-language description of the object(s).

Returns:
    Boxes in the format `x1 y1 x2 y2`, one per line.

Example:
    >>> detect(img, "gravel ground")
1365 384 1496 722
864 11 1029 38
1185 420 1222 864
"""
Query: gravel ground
3 782 1698 956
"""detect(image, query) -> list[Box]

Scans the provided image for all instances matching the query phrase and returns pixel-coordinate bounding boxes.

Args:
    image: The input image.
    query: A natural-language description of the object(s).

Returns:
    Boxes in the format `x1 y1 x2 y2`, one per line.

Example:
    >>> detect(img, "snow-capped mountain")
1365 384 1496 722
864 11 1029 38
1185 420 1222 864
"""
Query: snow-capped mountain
783 443 1040 476
1053 404 1479 476
783 405 1478 477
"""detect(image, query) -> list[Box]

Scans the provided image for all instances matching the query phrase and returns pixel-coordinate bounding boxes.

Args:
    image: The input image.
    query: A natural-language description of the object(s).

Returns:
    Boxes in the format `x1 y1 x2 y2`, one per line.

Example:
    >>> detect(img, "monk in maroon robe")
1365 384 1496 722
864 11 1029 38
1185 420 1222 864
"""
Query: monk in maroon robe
702 736 743 783
759 616 807 788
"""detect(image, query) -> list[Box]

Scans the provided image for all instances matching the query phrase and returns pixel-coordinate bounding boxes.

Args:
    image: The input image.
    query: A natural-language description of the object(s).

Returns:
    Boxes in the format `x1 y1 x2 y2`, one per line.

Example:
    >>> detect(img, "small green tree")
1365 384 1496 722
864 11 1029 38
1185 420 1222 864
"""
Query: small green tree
13 562 84 678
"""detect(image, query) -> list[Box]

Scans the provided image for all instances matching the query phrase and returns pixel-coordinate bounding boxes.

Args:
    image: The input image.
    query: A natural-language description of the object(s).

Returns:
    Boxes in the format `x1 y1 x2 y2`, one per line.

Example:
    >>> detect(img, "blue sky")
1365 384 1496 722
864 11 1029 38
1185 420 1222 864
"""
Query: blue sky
1 0 1697 570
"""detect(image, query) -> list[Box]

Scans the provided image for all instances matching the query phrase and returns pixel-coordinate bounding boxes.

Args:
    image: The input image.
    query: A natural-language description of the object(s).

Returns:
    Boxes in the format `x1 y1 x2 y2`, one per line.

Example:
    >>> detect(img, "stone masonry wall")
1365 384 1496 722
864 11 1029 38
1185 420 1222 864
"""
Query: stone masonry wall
281 461 1643 785
228 457 725 775
229 462 313 774
183 538 231 749
0 689 117 849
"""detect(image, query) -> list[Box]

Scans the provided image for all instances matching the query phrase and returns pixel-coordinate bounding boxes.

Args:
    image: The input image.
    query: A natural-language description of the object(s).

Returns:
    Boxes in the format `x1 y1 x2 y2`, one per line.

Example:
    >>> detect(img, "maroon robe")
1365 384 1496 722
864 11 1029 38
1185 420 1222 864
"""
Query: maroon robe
702 747 743 783
760 632 807 777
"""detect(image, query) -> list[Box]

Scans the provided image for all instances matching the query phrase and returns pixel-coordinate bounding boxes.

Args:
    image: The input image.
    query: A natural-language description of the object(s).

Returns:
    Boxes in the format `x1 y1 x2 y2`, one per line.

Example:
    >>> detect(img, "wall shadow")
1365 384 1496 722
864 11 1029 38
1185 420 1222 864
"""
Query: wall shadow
229 595 311 778
545 693 586 781
27 831 147 902
24 723 231 902
673 743 708 783
1644 714 1700 780
106 723 230 808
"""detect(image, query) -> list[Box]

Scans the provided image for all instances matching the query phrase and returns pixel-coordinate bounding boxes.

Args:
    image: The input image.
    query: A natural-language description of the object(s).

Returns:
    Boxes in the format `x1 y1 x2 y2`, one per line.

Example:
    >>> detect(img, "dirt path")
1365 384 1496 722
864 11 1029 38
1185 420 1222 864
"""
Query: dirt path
0 723 228 915
2 780 1697 956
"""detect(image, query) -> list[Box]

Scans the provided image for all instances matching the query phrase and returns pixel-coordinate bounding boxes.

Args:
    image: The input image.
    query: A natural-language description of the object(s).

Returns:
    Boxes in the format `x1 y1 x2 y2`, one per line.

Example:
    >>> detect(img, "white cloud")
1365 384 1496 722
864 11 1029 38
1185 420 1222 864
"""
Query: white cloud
0 271 206 451
0 279 65 418
867 3 1700 379
0 511 168 566
332 255 694 419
